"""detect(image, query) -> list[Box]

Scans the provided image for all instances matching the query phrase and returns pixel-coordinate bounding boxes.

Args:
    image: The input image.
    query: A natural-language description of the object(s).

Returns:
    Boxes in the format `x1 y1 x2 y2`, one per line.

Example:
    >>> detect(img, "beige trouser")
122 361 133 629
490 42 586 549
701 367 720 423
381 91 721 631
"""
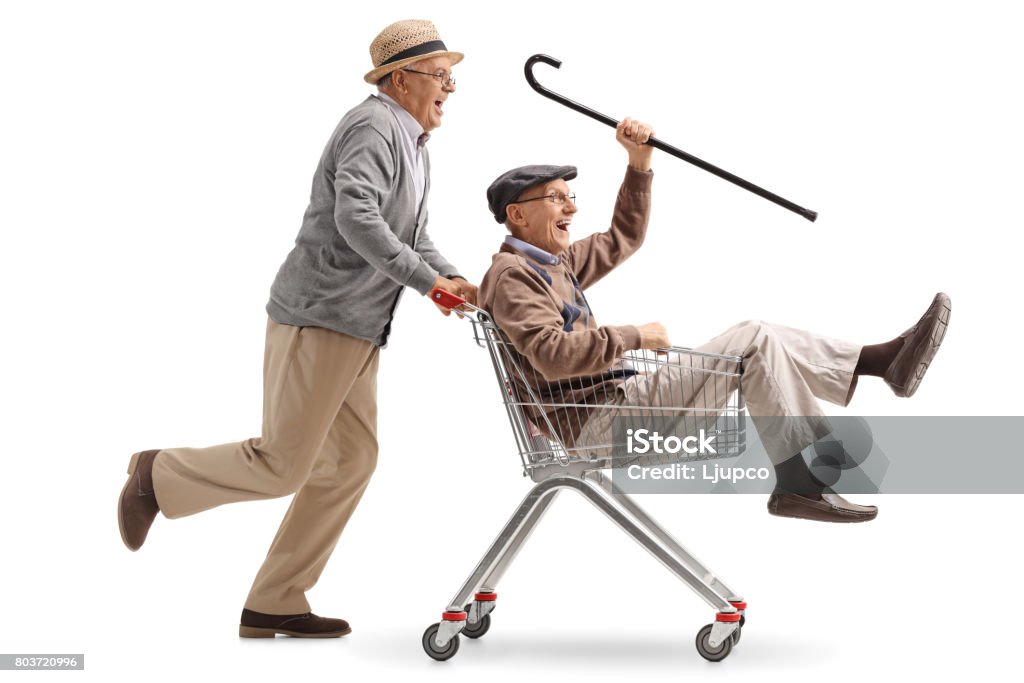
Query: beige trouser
577 319 861 464
152 317 379 614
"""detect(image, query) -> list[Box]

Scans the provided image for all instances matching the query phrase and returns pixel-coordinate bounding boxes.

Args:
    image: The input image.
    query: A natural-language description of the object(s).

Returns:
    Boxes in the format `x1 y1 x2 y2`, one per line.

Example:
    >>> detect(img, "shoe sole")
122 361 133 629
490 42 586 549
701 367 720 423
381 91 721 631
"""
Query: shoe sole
767 497 877 523
238 625 352 638
768 507 876 523
901 295 952 398
117 452 142 552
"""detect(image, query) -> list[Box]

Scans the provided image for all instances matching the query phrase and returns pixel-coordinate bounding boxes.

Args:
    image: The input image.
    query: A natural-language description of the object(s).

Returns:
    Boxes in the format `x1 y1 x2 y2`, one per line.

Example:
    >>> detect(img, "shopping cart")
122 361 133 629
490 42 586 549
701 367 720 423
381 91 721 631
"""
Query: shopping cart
422 290 749 663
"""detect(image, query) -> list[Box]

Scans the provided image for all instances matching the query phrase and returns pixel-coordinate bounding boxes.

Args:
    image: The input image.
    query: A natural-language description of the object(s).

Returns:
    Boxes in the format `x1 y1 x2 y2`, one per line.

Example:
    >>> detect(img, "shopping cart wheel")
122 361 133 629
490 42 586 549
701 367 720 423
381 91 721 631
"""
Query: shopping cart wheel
461 604 491 639
695 624 733 662
422 623 460 661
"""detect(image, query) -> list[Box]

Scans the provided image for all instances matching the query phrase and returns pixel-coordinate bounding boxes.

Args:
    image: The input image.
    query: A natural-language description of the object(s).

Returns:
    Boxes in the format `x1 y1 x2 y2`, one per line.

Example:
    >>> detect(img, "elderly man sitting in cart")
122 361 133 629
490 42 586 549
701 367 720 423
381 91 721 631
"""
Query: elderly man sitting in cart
477 117 951 523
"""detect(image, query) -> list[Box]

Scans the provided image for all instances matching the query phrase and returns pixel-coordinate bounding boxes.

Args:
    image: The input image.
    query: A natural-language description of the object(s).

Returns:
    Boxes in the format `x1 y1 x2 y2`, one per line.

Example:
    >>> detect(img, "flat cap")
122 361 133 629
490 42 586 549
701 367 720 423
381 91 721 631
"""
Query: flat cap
486 164 578 223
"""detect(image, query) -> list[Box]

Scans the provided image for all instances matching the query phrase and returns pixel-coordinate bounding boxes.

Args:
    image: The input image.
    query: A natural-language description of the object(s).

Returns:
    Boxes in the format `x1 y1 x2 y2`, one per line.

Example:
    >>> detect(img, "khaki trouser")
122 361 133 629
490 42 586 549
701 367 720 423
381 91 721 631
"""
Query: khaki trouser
577 319 861 464
152 317 379 614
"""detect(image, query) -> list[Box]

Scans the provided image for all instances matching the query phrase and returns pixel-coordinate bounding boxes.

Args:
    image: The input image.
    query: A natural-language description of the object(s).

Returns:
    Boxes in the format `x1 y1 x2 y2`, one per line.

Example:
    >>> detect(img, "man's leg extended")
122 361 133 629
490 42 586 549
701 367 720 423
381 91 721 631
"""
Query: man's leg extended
576 319 858 461
243 349 379 618
698 319 861 413
148 319 377 519
689 319 860 461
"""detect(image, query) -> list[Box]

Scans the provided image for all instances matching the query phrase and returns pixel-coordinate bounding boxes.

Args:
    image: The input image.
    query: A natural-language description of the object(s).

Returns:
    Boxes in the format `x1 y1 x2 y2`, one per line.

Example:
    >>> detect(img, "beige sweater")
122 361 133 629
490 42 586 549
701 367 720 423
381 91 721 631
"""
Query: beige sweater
479 166 653 447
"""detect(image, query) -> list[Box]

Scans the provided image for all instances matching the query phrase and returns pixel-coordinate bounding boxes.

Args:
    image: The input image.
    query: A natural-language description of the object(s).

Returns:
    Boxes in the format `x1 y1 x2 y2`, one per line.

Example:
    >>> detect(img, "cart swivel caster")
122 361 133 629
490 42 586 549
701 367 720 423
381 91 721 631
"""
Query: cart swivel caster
461 593 497 640
695 623 734 662
461 603 491 639
422 623 460 661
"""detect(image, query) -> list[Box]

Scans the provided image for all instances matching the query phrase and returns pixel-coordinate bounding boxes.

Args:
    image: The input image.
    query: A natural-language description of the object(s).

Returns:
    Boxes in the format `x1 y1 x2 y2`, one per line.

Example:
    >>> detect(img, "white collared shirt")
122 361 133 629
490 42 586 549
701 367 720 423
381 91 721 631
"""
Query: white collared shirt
375 91 428 209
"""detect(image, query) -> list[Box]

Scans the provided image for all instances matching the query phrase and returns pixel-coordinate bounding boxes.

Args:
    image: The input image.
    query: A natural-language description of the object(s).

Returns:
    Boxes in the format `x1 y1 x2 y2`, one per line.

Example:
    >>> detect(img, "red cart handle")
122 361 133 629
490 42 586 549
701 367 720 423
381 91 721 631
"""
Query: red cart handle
430 288 467 310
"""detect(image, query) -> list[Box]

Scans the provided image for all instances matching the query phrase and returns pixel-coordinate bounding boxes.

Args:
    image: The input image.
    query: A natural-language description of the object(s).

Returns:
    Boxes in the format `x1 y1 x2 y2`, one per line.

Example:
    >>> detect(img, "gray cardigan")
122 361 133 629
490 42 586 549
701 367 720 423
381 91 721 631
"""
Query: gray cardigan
266 95 460 346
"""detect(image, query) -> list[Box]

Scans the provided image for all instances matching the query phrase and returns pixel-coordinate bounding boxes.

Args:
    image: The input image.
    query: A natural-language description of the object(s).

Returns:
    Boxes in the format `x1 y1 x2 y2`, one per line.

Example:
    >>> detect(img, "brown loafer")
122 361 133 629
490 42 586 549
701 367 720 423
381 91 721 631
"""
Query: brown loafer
767 491 878 523
118 450 161 551
239 608 352 638
884 292 952 398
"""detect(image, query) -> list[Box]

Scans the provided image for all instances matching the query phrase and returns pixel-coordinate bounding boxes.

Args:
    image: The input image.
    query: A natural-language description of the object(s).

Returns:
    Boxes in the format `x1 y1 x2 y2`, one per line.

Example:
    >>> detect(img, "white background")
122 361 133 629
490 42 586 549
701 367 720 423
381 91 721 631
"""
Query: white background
2 0 1022 680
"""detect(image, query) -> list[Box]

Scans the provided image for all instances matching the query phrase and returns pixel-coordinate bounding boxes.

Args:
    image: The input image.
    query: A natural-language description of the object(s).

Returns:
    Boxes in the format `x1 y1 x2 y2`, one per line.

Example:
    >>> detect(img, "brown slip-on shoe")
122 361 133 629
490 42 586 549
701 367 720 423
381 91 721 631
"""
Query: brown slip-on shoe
239 608 351 638
884 292 952 398
117 450 161 551
767 491 878 523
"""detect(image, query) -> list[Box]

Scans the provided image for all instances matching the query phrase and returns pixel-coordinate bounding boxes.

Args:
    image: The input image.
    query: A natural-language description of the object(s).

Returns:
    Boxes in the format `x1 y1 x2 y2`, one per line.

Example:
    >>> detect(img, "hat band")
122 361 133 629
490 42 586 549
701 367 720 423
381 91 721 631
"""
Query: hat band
379 39 448 67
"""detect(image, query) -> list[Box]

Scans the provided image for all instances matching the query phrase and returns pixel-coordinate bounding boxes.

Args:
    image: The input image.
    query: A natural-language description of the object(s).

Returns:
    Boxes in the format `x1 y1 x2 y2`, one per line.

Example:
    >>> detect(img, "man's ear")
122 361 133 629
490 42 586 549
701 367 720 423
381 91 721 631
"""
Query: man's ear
506 203 525 229
390 69 408 94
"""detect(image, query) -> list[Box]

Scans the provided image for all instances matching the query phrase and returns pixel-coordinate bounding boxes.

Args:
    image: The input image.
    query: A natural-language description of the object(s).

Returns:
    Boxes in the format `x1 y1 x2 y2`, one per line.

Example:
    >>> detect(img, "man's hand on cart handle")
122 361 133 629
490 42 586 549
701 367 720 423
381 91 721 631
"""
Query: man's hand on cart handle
638 322 671 353
429 279 475 318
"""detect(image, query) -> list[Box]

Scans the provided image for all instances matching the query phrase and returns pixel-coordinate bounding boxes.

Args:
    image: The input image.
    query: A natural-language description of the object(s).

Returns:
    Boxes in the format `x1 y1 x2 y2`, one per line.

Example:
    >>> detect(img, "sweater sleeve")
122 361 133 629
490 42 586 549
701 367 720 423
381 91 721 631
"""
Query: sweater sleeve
564 166 652 289
332 124 438 295
491 266 641 382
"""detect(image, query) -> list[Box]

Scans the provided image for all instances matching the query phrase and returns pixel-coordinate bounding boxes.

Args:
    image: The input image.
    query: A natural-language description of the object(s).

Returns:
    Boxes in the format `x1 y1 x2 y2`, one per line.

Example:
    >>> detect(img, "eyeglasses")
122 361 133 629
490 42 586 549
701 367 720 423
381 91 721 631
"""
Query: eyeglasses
401 68 456 88
511 191 577 206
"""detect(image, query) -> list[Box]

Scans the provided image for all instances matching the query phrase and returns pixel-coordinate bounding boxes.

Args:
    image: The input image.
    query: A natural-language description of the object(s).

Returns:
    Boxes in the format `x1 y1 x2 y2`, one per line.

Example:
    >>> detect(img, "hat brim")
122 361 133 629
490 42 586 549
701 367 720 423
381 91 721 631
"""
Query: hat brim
363 50 464 84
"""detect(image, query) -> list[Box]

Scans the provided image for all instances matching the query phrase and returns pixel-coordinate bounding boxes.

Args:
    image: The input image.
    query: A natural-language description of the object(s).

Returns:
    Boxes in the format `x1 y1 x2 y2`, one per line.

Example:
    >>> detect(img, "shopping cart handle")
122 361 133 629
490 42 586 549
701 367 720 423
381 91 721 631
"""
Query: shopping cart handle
430 288 467 309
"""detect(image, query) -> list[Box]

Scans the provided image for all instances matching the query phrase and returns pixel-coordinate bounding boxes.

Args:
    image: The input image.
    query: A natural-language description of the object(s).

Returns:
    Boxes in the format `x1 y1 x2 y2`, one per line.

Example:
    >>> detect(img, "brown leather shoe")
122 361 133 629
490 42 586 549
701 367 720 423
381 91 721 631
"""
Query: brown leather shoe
767 491 878 523
884 292 952 398
118 450 161 551
239 608 352 638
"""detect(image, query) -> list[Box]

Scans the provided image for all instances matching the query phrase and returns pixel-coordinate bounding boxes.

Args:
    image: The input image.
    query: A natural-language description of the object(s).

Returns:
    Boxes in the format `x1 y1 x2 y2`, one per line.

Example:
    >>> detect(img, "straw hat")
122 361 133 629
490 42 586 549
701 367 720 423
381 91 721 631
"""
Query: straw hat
363 20 464 85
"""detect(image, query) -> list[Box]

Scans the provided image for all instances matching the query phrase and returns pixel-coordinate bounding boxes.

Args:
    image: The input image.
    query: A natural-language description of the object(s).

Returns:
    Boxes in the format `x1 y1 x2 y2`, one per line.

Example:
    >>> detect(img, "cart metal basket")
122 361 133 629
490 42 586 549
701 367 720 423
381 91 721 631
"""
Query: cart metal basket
422 303 749 663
